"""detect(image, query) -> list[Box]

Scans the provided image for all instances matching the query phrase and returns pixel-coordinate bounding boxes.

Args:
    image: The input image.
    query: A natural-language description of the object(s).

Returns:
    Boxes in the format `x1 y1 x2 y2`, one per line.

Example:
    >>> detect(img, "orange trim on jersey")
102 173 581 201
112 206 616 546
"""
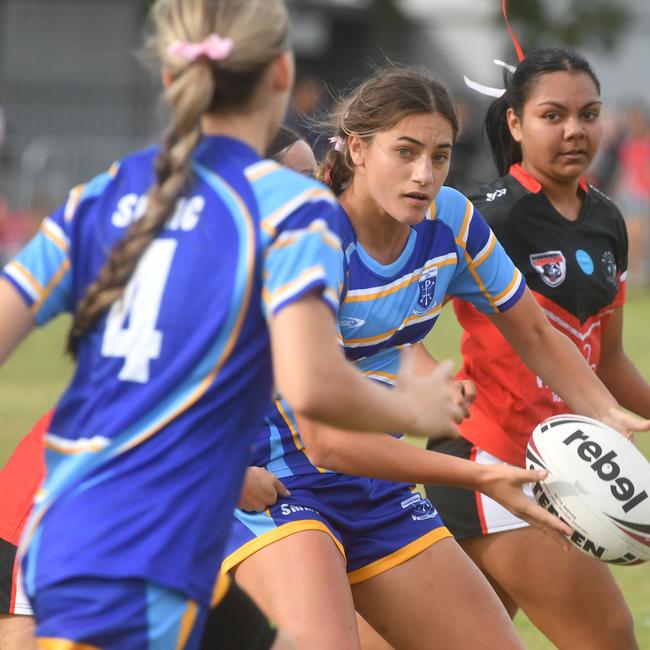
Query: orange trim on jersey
347 526 452 585
41 221 68 252
463 250 499 313
64 185 85 222
454 199 473 248
470 446 488 536
246 160 280 182
426 200 437 221
210 571 231 608
30 259 71 315
37 640 101 650
221 519 346 575
579 177 590 193
509 164 542 194
493 270 520 305
275 400 328 474
9 549 19 614
176 600 199 649
9 261 46 299
470 234 497 269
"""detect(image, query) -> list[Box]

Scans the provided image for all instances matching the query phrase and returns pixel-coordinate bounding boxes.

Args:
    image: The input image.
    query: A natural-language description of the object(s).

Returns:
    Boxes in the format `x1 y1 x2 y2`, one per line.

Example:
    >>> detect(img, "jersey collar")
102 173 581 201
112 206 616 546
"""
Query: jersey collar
509 163 590 195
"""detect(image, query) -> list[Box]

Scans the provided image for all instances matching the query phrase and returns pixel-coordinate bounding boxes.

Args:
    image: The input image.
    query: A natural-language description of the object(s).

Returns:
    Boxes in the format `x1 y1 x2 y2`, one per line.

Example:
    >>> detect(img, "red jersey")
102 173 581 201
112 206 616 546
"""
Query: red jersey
455 165 627 466
0 411 50 545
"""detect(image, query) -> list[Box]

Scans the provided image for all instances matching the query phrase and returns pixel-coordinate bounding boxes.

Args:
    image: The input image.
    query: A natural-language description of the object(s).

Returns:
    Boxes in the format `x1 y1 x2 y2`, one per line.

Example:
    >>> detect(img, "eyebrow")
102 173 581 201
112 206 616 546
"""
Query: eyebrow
397 136 453 149
537 100 602 109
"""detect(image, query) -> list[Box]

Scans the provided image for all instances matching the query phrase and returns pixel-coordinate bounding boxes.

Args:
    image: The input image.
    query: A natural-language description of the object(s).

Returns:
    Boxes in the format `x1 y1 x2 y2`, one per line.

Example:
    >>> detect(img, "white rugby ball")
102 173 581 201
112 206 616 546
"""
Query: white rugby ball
526 414 650 565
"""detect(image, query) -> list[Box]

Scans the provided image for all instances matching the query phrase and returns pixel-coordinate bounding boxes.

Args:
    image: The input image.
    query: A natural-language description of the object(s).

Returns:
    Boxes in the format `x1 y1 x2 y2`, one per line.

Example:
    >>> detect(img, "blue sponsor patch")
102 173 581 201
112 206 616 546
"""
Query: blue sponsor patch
575 249 594 275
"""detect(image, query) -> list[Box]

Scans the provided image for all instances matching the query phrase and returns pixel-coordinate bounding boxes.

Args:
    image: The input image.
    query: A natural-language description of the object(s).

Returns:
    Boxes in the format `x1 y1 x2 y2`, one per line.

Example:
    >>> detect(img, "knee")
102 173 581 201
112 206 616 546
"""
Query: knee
597 603 637 649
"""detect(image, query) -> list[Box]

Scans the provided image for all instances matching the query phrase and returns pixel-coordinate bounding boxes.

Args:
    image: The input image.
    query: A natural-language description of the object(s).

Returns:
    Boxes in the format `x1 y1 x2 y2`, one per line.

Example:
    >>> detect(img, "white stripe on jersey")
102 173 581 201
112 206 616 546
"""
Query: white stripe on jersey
267 219 342 255
261 188 338 236
4 262 43 301
265 265 329 313
345 252 456 302
471 231 496 268
41 217 70 252
542 307 613 342
44 433 111 454
245 160 281 182
343 304 442 348
494 269 523 307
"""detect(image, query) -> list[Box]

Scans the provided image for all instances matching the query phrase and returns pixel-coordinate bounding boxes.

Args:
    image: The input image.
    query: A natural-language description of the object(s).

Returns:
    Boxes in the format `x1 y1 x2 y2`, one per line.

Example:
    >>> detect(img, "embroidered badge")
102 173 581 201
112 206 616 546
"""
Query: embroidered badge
529 251 566 287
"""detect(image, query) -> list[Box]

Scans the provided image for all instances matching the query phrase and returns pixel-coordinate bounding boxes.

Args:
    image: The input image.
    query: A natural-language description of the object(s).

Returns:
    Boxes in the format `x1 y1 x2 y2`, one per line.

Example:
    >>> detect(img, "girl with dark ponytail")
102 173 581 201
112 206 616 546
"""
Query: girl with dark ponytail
0 2 466 647
426 47 650 650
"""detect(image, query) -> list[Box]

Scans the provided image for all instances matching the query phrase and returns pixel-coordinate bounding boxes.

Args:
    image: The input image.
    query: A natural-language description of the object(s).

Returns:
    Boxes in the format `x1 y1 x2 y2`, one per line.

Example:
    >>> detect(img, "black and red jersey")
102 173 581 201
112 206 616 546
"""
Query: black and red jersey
454 164 628 465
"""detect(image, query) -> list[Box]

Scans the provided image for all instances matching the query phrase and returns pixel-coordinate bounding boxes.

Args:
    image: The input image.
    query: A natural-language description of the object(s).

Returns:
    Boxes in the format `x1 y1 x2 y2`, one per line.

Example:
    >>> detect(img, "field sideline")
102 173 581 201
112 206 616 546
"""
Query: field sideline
1 290 649 648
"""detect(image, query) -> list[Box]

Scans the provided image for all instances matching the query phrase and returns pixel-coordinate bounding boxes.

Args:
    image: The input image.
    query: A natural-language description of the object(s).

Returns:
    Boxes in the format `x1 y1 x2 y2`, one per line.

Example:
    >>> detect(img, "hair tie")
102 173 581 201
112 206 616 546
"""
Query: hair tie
329 136 345 152
167 34 234 62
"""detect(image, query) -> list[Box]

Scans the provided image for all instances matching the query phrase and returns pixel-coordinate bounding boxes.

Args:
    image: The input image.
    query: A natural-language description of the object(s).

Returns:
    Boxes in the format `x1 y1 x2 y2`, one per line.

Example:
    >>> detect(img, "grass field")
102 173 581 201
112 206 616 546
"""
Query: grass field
1 290 649 648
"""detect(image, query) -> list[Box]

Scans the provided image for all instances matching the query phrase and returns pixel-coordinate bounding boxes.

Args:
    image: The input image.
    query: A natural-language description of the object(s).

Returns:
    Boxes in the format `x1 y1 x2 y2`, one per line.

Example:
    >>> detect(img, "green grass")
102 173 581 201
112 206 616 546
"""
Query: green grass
1 292 650 648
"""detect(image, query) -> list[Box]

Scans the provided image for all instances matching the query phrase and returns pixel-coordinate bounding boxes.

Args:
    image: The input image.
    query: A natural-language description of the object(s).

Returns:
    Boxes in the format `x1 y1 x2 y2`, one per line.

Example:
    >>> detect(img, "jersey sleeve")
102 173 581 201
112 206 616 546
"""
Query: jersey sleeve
613 205 629 309
448 200 526 314
262 200 344 320
1 206 73 325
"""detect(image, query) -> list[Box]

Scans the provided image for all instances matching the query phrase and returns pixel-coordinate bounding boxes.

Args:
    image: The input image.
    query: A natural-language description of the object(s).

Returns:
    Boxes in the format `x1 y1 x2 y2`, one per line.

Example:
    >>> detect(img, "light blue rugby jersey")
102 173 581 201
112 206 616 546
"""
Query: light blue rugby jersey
252 186 526 477
2 135 343 606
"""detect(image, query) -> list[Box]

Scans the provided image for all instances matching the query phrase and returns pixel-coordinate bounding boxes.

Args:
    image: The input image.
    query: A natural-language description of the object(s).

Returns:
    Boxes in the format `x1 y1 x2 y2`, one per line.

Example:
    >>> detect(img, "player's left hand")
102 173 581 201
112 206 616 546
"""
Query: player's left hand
237 466 290 512
600 407 650 443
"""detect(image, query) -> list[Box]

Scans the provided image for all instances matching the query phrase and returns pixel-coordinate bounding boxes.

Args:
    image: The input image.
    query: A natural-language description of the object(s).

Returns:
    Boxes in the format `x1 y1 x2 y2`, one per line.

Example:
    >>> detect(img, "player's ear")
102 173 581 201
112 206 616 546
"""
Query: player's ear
348 133 366 167
507 107 522 143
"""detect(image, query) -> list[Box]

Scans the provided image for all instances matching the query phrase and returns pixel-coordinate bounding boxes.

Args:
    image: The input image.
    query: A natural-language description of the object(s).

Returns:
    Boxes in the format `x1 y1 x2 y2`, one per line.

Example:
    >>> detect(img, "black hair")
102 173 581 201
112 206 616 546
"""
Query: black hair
266 125 303 161
485 47 601 176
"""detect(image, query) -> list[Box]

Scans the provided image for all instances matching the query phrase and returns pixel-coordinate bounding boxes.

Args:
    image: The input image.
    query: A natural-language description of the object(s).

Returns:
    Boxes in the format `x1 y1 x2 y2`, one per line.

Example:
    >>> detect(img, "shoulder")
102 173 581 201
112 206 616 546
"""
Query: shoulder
428 186 473 229
61 145 158 224
467 174 528 225
244 160 339 236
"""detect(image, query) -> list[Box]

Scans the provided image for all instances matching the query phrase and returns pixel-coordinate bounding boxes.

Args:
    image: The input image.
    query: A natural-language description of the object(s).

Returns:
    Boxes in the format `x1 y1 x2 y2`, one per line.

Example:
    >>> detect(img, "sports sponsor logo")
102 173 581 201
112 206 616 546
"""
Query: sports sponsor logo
338 316 366 329
279 503 320 516
563 429 648 514
400 493 439 521
414 267 438 314
575 249 594 275
529 251 566 287
486 188 507 202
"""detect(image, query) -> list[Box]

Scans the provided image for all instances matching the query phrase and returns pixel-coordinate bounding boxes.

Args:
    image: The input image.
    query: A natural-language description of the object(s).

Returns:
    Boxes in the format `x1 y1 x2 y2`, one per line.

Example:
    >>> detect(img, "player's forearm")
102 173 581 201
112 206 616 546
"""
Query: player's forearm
598 353 650 419
0 278 35 365
303 422 486 489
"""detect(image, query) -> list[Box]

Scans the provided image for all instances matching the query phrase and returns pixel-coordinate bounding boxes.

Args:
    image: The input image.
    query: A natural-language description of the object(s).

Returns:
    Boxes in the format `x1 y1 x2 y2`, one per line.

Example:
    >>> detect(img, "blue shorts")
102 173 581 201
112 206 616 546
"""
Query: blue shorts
223 473 451 584
31 576 209 650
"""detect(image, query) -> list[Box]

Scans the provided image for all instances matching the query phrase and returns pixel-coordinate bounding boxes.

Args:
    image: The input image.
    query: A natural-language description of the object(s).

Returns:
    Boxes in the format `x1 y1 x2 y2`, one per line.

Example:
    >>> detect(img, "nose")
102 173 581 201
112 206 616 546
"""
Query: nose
412 155 434 186
564 115 586 140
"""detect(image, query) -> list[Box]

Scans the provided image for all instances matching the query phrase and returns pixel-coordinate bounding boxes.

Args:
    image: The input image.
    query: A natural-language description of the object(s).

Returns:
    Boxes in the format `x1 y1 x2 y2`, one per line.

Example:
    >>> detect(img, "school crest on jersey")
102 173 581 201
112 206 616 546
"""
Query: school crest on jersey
529 251 566 288
414 267 438 314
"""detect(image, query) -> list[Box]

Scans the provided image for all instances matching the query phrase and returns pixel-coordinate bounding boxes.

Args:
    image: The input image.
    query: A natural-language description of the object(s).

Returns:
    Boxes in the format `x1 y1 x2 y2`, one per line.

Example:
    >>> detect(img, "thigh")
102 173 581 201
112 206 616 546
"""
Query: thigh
351 537 523 650
461 527 638 650
32 577 206 650
0 614 37 650
234 530 360 650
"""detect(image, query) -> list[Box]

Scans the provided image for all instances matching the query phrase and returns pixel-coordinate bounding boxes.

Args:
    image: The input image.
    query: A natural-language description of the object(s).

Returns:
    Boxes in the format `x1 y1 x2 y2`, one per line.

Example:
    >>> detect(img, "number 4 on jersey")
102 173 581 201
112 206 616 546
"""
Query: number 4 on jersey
101 239 177 383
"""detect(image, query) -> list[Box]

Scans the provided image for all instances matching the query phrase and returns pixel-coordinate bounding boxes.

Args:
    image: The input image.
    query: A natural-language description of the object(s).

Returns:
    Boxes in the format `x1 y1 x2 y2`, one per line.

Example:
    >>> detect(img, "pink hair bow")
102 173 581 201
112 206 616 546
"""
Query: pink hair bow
329 136 345 152
167 34 234 62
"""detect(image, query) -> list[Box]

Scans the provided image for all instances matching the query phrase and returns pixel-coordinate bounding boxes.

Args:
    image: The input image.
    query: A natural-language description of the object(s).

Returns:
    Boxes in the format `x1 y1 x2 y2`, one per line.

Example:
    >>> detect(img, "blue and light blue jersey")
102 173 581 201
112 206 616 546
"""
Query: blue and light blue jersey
2 135 343 607
252 186 526 477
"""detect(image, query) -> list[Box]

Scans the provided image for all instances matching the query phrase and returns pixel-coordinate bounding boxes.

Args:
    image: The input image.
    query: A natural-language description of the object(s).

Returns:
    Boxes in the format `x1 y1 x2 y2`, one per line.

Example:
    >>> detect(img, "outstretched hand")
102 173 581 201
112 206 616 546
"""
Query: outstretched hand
600 407 650 442
395 350 464 439
480 464 573 547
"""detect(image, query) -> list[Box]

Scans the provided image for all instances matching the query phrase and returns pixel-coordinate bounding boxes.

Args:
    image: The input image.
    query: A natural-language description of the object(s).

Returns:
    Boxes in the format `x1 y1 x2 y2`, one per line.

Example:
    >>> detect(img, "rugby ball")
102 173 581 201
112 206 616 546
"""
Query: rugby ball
526 414 650 565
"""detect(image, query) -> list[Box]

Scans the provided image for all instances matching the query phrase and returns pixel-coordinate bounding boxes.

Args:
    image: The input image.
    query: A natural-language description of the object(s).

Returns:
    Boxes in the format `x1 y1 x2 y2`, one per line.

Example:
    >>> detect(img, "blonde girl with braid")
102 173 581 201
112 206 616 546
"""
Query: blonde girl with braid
0 1 466 647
